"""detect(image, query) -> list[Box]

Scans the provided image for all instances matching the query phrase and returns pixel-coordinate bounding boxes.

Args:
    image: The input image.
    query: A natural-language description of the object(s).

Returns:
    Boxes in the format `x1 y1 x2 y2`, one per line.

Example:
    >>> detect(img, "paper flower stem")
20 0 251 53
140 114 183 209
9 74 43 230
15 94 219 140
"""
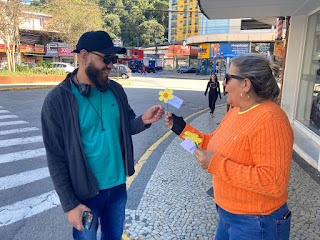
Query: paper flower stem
195 142 199 149
166 102 169 113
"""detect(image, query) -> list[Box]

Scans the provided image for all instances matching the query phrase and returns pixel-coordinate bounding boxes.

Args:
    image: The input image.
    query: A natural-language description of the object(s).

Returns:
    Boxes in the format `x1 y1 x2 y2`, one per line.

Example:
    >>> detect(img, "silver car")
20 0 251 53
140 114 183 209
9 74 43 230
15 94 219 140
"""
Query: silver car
109 64 132 79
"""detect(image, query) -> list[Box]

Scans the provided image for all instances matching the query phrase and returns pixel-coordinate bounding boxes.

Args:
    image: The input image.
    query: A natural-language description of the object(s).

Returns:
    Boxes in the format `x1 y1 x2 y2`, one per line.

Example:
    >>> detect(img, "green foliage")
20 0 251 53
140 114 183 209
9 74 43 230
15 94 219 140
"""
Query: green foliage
138 19 165 46
0 68 65 76
29 0 169 47
37 60 53 68
99 0 168 47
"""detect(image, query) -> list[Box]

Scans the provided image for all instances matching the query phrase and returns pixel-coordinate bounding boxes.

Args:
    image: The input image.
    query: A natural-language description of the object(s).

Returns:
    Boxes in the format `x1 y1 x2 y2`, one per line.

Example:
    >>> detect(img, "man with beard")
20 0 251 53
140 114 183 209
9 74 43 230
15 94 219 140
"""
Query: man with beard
41 31 165 240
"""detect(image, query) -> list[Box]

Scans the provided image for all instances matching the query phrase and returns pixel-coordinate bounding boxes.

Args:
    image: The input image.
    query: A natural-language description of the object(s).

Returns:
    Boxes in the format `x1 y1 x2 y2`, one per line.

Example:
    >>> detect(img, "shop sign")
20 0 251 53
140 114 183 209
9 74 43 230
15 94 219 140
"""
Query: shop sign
274 42 284 60
35 44 45 53
20 45 35 53
46 43 59 56
210 42 250 58
128 50 144 60
198 43 210 59
251 42 274 57
58 46 73 57
169 44 191 56
0 44 14 52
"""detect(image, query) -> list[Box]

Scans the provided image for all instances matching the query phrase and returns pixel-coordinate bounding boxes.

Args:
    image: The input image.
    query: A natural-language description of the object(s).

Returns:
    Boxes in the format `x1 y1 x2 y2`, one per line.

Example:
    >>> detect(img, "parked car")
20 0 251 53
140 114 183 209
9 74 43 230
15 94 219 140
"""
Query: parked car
51 62 74 73
109 64 132 79
177 66 197 73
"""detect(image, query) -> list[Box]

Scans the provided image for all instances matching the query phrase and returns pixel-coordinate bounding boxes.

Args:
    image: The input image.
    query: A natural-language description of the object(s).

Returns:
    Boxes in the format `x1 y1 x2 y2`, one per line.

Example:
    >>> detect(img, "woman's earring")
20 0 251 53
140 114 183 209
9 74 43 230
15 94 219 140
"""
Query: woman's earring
240 92 243 98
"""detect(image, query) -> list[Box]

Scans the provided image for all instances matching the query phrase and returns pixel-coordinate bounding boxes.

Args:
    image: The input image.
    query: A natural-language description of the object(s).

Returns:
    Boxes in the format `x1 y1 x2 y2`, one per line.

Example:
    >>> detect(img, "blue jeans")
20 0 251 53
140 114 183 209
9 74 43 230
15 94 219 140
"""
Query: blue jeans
73 183 127 240
215 203 291 240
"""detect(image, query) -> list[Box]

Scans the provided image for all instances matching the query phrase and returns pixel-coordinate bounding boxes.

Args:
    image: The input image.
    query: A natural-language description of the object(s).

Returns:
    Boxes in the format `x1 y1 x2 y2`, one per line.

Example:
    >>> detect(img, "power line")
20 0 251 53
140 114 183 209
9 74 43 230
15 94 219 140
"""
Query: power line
101 5 200 13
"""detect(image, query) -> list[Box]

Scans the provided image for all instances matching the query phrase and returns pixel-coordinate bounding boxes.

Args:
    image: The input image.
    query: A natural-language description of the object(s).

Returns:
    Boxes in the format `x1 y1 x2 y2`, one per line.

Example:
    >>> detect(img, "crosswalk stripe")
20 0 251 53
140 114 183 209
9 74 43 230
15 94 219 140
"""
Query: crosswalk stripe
0 167 50 191
0 148 46 164
0 127 39 136
0 121 28 127
0 136 43 148
0 110 10 114
0 190 60 227
0 115 18 120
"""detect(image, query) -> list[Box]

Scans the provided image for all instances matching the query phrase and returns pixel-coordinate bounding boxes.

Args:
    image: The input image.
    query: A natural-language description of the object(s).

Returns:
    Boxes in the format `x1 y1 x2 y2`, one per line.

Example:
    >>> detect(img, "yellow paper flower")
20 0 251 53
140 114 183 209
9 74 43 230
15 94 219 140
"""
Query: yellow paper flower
159 88 173 103
182 131 202 145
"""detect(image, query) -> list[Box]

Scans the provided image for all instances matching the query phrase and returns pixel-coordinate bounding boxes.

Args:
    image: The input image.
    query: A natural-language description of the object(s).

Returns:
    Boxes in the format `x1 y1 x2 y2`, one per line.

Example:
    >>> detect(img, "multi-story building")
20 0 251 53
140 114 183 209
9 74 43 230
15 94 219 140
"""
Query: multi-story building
169 0 201 42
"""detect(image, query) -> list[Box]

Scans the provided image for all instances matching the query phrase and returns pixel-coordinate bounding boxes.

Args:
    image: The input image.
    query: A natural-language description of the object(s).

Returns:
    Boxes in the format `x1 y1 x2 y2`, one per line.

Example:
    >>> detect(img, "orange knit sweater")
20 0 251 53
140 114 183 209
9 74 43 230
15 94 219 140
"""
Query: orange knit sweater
179 101 294 215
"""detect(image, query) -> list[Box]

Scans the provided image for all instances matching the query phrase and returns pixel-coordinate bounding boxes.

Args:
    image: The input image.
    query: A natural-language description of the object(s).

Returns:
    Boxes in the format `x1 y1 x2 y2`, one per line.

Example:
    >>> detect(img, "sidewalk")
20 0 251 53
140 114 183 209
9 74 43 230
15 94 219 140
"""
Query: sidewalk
124 105 320 240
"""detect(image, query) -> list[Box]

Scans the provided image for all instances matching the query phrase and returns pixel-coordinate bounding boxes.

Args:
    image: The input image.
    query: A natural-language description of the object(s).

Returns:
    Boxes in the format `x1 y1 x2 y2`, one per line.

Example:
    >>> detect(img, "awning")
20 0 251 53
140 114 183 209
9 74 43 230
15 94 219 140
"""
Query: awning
198 0 320 19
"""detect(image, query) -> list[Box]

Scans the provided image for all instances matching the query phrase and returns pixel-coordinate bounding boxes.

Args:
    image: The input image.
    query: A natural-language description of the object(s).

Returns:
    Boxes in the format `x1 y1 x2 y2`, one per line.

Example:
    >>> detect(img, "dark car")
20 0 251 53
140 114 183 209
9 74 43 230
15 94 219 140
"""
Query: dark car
177 66 197 73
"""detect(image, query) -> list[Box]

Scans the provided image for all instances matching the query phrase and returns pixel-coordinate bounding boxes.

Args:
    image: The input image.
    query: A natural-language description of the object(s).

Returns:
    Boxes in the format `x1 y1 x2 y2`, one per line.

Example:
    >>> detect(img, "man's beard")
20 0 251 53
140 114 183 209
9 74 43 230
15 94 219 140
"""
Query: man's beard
85 62 109 92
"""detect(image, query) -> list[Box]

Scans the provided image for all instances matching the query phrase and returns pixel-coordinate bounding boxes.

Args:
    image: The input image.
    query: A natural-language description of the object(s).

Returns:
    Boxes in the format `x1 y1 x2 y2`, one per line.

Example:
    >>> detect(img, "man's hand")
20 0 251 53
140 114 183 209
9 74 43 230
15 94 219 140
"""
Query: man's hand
142 105 165 125
66 204 91 231
194 147 214 170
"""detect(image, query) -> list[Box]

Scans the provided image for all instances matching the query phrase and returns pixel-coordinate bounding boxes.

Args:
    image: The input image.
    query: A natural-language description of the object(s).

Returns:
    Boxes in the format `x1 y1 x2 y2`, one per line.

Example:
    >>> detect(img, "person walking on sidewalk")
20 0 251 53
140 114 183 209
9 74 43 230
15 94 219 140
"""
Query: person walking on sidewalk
204 73 221 116
41 31 164 240
165 53 293 240
141 64 146 75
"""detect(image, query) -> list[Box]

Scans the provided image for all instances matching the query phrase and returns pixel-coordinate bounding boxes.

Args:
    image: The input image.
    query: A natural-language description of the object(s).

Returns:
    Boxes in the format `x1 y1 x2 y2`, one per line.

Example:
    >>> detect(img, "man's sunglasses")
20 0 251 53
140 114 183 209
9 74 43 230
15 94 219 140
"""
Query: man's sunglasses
225 74 245 84
90 52 118 64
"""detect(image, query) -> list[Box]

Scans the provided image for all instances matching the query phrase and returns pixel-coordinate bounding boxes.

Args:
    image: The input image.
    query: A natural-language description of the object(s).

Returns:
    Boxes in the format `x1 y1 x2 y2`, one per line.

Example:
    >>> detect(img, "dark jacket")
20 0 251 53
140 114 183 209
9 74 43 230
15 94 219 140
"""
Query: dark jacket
41 73 149 212
204 80 221 99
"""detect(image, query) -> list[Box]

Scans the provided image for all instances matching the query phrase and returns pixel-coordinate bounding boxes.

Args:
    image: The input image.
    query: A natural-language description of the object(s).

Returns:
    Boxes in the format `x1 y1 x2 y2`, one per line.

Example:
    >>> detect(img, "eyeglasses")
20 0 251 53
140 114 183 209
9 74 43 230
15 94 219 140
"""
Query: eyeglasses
90 52 118 65
225 74 245 84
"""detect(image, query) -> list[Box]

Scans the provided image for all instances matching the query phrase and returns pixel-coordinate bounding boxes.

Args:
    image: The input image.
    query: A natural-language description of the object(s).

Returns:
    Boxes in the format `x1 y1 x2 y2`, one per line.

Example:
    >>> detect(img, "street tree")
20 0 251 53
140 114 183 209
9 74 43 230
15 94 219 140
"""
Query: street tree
0 0 22 72
46 0 105 65
138 19 165 46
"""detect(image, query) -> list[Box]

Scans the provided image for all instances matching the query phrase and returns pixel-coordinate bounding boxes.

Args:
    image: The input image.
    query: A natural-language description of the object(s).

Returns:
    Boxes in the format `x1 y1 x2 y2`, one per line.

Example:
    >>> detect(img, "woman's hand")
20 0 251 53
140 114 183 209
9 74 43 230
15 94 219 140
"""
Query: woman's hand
194 147 214 170
164 112 173 129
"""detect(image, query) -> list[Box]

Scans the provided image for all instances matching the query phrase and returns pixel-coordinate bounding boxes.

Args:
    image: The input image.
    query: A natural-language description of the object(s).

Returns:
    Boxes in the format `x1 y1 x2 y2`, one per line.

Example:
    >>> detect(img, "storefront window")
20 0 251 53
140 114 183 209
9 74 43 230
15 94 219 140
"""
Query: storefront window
296 11 320 135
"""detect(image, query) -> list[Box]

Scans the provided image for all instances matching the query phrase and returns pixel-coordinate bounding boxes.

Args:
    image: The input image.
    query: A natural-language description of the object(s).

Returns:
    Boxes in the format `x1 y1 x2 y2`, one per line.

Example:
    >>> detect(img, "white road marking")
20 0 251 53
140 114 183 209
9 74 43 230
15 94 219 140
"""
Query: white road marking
0 121 28 127
0 115 18 120
0 110 10 114
0 106 3 108
0 127 39 136
0 136 43 148
0 148 46 164
0 190 60 227
0 167 50 191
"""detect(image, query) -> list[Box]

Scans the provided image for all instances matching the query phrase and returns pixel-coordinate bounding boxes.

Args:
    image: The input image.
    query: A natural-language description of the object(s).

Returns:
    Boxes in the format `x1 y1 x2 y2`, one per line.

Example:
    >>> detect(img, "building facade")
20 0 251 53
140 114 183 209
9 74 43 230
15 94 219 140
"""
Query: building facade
169 0 201 42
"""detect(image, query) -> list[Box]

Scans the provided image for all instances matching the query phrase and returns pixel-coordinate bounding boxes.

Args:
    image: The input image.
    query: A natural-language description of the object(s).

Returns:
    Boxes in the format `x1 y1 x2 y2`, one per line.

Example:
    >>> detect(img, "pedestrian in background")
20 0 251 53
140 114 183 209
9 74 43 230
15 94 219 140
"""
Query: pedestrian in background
141 64 146 75
41 30 164 240
165 53 293 239
204 73 221 116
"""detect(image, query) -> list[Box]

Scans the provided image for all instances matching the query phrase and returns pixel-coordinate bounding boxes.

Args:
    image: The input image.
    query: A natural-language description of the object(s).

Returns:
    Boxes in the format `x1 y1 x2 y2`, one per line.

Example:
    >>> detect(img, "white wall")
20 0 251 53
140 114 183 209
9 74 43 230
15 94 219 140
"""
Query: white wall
281 15 308 122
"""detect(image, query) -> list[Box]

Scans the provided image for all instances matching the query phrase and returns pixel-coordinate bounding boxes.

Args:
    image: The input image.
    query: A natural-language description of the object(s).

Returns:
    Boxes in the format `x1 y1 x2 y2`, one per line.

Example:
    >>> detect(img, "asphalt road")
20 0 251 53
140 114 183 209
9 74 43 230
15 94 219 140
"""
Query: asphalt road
0 76 226 240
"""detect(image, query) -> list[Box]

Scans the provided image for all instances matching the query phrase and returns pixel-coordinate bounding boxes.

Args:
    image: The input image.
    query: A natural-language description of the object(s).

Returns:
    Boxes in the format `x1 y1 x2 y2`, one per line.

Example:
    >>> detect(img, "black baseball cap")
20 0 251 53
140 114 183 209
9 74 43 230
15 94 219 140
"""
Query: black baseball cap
73 31 126 54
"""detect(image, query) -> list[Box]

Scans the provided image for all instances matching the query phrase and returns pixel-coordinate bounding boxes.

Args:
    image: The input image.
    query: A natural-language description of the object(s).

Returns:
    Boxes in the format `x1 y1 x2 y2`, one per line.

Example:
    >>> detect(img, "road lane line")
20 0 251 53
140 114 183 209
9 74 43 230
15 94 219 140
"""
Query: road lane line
0 167 50 191
0 148 46 164
0 190 60 227
0 110 10 114
0 127 39 136
0 115 18 120
0 121 28 127
0 136 43 148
